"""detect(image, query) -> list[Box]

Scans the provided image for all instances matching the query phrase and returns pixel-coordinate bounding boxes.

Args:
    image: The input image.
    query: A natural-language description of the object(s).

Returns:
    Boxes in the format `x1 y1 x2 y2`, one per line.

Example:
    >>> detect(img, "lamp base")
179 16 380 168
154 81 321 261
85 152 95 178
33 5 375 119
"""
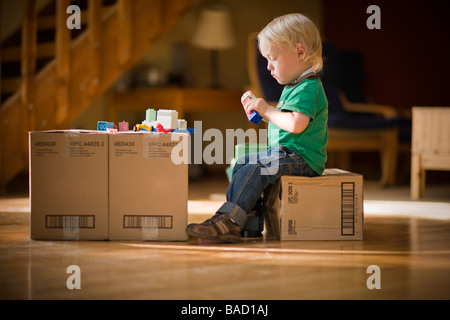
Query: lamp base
210 50 221 89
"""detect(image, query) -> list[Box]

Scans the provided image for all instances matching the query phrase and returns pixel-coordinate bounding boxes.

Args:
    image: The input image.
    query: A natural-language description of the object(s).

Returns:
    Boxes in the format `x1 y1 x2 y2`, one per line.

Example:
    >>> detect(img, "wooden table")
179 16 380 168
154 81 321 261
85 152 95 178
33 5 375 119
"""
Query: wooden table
108 87 245 122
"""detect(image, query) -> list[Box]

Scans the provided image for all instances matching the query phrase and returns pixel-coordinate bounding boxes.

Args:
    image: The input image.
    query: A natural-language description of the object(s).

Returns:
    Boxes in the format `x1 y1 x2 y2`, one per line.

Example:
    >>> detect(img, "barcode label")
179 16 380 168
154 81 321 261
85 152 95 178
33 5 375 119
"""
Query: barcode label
46 215 95 229
123 215 173 229
341 182 355 235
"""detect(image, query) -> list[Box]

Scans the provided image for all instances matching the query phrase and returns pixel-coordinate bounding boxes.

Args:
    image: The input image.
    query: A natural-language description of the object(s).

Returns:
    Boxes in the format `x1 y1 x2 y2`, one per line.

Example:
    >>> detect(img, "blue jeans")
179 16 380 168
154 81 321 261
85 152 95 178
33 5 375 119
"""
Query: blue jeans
217 145 319 228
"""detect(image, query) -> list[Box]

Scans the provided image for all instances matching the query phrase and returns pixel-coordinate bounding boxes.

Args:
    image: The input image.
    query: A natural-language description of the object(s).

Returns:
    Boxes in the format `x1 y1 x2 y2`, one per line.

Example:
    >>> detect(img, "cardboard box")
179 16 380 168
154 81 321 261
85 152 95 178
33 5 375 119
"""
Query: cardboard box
264 169 363 241
109 132 189 241
29 130 109 240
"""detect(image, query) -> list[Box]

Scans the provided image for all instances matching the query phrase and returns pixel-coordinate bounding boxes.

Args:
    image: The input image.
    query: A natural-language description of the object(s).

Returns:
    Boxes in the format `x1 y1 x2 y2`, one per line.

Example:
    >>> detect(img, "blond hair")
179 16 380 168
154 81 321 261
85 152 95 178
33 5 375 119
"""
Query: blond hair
257 13 323 73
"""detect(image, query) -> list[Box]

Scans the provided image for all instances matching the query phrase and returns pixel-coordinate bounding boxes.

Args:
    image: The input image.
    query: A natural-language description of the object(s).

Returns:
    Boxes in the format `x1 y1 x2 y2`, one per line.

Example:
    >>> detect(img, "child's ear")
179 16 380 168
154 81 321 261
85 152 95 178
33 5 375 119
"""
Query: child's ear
296 43 307 60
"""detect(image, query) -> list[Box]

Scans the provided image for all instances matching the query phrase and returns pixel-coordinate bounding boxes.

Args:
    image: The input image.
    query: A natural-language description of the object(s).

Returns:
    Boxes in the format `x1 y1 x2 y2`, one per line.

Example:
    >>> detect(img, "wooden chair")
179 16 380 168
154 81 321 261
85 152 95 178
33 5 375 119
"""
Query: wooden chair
246 34 400 187
410 107 450 199
326 107 399 187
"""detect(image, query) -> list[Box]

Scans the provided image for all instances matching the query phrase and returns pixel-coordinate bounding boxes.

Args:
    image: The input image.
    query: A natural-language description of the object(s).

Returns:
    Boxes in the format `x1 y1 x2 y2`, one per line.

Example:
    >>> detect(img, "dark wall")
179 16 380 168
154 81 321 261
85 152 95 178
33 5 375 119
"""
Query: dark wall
323 0 450 111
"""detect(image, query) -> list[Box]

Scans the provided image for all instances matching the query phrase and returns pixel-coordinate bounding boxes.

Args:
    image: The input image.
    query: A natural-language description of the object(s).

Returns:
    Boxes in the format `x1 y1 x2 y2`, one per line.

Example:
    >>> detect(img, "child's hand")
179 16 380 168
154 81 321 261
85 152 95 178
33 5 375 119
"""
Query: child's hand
241 91 309 133
241 91 255 116
241 91 271 116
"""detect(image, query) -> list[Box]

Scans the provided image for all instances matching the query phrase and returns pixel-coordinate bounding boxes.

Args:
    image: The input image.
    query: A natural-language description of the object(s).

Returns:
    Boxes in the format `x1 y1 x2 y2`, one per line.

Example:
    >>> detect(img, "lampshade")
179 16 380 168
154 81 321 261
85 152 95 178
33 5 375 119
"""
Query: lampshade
192 6 236 50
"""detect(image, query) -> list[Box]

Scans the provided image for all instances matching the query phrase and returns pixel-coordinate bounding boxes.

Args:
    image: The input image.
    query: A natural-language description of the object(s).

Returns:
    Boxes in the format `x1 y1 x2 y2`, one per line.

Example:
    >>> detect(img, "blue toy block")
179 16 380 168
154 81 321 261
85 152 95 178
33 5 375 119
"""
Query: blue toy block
248 111 263 125
97 121 114 131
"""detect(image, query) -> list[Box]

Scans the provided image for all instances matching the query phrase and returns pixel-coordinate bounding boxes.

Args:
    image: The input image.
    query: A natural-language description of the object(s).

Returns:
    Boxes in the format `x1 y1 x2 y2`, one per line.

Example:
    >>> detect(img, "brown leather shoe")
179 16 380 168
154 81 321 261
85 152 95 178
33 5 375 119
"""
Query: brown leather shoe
186 214 241 243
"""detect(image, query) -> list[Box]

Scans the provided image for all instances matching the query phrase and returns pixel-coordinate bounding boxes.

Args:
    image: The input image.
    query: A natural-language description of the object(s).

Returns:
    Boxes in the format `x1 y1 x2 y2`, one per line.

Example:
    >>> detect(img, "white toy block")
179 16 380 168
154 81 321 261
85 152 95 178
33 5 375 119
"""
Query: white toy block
157 109 178 129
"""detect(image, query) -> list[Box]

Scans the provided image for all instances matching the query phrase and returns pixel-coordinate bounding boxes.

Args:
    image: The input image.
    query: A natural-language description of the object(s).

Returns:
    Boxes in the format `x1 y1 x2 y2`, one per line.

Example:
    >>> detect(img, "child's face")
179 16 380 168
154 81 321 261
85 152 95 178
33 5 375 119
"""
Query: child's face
259 39 306 85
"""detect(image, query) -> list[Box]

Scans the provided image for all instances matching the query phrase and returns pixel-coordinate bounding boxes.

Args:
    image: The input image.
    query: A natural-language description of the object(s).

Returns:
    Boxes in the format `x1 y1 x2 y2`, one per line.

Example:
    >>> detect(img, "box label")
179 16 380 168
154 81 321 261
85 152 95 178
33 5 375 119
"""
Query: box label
34 140 59 157
112 140 138 157
63 133 105 158
143 136 179 158
287 183 298 204
122 215 174 241
341 182 355 236
123 215 173 229
45 215 96 240
46 215 96 229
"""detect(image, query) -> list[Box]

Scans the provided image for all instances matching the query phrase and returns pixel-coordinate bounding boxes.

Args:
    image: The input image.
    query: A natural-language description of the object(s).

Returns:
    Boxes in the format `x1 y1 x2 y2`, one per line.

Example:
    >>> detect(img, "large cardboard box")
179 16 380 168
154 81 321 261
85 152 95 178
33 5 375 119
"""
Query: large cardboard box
29 130 109 240
109 132 189 241
264 169 363 241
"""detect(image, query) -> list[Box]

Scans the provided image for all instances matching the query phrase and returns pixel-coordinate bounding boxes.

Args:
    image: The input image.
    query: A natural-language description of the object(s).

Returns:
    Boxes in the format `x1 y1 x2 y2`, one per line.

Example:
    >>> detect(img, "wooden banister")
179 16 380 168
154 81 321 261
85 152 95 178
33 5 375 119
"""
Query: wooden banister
0 0 2 192
117 0 133 66
21 0 37 139
55 0 71 124
88 0 102 97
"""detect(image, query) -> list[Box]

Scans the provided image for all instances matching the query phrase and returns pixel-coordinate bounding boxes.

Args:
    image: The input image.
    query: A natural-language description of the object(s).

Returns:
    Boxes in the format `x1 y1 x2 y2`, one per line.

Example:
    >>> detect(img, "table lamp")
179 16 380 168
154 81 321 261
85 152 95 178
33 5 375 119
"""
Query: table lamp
192 5 236 88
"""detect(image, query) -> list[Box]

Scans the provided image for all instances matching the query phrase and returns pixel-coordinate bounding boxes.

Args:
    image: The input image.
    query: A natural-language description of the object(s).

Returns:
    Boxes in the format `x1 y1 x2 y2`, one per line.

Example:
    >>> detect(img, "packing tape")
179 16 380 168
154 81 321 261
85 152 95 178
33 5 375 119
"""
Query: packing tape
141 227 159 241
141 217 159 241
62 216 80 240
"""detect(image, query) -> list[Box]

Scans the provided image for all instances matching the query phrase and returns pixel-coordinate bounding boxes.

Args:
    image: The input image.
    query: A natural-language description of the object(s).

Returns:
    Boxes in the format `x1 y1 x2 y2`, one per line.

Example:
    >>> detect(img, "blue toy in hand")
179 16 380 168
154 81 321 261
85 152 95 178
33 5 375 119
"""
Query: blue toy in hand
241 92 263 125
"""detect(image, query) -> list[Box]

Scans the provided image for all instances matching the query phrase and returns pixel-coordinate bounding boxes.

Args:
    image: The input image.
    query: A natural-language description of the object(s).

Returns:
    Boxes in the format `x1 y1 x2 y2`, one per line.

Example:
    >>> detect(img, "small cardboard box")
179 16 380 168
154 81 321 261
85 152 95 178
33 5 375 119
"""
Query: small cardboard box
264 169 363 241
109 132 189 241
29 130 109 240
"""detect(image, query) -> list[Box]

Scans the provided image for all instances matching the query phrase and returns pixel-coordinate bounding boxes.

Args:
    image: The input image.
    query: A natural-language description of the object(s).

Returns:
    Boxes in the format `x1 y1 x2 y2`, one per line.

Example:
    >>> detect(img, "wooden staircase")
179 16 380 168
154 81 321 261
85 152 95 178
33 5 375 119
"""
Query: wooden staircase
0 0 202 190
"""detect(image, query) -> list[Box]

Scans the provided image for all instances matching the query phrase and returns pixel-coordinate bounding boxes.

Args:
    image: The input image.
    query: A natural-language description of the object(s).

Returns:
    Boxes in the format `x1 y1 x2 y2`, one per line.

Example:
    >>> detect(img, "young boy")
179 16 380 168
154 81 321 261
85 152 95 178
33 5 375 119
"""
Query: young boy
186 13 328 243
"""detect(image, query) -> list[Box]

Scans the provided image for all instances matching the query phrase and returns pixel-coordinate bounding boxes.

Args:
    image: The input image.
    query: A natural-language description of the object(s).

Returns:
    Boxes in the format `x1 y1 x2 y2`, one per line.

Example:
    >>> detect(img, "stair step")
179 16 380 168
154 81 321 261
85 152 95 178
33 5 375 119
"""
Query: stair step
2 42 55 63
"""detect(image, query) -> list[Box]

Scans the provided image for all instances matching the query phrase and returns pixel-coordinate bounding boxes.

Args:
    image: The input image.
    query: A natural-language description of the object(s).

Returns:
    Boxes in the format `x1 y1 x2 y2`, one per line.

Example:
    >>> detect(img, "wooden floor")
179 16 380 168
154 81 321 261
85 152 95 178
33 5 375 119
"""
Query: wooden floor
0 175 449 300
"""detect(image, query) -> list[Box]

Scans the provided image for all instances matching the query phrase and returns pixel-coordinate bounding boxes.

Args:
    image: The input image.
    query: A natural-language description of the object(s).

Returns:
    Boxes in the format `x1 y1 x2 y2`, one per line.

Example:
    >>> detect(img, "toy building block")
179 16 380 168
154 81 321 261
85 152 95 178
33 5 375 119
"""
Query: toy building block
177 119 187 130
157 109 178 129
119 121 129 132
156 123 172 133
241 92 263 125
248 111 263 125
133 124 153 132
97 121 114 131
146 108 157 122
141 120 154 127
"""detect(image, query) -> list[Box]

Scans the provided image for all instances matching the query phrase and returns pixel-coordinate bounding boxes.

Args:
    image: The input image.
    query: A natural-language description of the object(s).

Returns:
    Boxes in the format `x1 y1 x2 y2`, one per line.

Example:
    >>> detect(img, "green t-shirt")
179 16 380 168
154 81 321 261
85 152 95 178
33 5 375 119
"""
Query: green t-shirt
268 77 328 175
